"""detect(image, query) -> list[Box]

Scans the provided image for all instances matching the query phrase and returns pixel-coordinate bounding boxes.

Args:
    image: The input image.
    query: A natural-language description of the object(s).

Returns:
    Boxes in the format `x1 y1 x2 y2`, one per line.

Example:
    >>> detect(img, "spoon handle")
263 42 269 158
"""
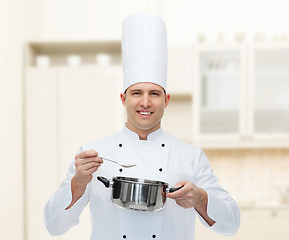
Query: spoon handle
98 156 136 168
98 156 118 165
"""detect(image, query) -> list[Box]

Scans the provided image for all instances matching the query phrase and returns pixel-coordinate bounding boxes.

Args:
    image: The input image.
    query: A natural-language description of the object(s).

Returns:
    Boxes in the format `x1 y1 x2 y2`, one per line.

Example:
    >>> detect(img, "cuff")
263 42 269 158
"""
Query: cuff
197 192 240 235
49 177 89 216
206 192 228 223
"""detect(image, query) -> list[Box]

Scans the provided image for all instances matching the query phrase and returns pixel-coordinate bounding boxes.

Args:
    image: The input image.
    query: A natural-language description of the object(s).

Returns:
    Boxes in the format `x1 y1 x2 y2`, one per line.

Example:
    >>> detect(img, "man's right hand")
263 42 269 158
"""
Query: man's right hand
66 150 103 210
74 149 103 186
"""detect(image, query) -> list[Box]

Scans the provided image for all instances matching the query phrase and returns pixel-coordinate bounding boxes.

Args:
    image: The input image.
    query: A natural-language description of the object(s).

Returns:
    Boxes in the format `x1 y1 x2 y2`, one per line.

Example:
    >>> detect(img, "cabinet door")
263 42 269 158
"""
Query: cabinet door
25 66 124 240
193 46 246 143
57 67 123 240
37 0 121 39
167 45 193 94
249 45 289 140
25 69 59 240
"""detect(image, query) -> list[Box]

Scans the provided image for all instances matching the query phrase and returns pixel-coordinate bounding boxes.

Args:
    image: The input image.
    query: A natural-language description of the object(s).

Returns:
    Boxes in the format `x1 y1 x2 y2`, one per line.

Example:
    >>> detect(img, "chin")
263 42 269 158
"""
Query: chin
138 123 160 131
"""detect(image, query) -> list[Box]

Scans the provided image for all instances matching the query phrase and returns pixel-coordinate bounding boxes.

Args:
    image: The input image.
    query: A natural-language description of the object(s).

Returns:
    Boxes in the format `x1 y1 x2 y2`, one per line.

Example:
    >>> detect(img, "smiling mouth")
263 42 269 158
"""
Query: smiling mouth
137 111 152 116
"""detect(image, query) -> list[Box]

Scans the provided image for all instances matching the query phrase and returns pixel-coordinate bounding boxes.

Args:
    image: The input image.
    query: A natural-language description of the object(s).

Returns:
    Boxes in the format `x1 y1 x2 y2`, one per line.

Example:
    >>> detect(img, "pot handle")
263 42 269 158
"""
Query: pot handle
167 185 183 193
97 176 111 188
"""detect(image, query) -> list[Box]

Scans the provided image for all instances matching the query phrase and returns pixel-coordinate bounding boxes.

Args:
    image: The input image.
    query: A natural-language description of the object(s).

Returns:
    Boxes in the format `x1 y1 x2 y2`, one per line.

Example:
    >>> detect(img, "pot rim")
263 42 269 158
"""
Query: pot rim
113 176 168 186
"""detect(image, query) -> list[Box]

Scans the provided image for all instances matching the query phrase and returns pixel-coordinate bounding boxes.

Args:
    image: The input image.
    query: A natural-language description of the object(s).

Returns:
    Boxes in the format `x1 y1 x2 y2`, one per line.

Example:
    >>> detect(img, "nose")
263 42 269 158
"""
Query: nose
140 94 151 108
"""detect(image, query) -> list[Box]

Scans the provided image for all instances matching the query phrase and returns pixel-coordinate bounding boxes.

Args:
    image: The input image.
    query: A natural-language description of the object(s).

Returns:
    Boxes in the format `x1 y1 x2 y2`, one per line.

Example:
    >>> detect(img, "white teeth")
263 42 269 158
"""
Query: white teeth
139 111 151 115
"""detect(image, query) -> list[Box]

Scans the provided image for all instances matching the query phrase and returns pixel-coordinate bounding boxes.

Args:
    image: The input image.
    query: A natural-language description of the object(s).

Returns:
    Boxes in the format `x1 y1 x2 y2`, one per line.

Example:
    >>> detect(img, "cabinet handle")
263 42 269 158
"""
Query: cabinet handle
271 211 277 217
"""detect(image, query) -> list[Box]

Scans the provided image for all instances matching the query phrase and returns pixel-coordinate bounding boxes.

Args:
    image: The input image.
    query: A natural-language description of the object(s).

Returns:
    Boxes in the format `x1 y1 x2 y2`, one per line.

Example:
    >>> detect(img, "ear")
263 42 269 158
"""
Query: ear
120 93 126 106
164 94 170 108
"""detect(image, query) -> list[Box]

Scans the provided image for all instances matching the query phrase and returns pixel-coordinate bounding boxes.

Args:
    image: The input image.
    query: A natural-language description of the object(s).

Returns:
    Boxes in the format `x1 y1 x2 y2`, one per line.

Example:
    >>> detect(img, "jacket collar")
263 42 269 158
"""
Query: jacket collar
123 124 163 141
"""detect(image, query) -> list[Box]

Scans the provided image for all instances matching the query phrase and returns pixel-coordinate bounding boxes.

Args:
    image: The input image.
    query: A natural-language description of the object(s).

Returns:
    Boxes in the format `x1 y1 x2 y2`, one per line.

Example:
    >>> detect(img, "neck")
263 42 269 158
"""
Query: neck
126 123 161 140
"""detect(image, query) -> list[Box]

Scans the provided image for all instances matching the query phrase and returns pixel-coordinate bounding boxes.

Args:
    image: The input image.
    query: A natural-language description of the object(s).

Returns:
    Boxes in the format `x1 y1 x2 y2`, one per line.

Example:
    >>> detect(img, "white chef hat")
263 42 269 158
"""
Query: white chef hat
122 14 167 92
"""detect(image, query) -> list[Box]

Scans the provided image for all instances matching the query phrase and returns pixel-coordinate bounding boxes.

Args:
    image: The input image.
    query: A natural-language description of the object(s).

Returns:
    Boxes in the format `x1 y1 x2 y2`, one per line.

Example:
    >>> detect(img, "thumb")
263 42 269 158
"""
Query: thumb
174 180 189 188
166 180 188 198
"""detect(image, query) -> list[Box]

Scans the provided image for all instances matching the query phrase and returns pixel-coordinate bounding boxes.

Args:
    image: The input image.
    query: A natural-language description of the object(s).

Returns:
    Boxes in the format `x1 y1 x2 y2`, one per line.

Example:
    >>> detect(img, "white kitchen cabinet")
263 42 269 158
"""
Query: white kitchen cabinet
193 45 247 145
57 67 124 180
25 66 123 240
32 0 122 40
163 45 194 142
167 44 193 94
162 94 193 143
248 44 289 141
193 44 289 148
32 0 168 40
25 69 59 240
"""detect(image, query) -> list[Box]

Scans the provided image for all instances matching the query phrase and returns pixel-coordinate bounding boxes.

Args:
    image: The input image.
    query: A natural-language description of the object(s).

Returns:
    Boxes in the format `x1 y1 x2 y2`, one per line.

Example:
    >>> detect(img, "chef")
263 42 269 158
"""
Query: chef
44 14 240 240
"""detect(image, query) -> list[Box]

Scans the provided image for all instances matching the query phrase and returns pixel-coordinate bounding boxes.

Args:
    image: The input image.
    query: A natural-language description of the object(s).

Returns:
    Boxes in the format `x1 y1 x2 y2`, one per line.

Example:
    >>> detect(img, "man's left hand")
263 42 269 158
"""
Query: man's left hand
166 180 206 209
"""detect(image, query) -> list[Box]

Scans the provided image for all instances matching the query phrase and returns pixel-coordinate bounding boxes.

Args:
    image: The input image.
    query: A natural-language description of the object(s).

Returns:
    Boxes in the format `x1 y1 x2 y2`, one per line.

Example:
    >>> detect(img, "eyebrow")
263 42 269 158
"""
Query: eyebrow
129 89 162 93
130 89 142 92
151 90 162 93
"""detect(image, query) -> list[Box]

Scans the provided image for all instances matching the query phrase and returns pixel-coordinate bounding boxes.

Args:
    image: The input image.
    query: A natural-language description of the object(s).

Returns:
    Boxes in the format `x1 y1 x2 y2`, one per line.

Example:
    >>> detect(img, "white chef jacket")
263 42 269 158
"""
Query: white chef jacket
44 126 240 240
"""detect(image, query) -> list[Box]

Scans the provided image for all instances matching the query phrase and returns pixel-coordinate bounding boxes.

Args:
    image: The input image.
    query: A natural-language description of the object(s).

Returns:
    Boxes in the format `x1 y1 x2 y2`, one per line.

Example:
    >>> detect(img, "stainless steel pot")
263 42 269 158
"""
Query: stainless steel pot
97 176 182 211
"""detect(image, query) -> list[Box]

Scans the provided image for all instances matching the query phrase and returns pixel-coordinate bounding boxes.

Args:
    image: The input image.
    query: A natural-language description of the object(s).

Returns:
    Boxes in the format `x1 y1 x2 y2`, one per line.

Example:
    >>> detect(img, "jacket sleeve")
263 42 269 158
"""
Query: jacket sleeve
194 149 240 236
43 148 89 236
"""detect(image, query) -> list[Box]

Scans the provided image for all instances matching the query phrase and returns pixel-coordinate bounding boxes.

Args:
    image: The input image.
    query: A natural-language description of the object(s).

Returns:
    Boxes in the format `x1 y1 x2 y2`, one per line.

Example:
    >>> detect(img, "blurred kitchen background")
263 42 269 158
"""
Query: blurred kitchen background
1 0 289 239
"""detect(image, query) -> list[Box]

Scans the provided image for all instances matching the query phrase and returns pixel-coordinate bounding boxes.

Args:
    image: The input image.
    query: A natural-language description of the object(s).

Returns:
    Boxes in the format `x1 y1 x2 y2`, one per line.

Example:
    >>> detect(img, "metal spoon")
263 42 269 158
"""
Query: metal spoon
99 156 136 168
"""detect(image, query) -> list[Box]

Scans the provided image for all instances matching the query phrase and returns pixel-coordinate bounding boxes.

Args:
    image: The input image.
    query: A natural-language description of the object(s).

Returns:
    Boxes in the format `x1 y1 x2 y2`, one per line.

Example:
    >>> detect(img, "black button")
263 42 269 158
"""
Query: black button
119 143 123 147
119 168 123 172
161 144 165 147
123 235 126 239
152 235 156 238
159 168 163 172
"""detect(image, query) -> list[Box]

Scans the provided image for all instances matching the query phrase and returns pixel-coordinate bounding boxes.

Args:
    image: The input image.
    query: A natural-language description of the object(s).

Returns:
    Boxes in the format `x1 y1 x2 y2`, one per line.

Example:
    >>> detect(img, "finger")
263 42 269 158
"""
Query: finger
82 156 103 164
75 149 98 159
175 201 191 209
167 182 191 199
169 193 190 203
175 180 190 187
75 164 99 176
77 160 102 172
83 161 101 170
75 157 103 167
84 163 101 174
169 195 184 205
84 167 99 175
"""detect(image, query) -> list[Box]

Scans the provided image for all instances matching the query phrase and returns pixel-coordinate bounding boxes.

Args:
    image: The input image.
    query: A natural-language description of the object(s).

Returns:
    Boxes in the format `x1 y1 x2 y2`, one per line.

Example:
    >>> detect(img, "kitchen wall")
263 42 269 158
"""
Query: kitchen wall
0 0 27 239
26 0 289 44
206 149 289 207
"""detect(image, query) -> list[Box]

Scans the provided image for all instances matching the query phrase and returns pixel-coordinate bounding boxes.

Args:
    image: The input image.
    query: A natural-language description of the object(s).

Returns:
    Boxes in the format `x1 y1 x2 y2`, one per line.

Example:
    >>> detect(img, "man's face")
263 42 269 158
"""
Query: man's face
120 82 170 136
